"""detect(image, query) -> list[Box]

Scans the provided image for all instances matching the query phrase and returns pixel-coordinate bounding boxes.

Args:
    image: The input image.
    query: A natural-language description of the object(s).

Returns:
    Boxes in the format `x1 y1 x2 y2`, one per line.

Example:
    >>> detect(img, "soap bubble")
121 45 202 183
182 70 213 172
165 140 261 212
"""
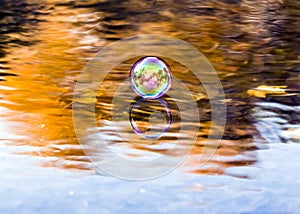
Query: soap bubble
130 56 172 99
74 34 226 180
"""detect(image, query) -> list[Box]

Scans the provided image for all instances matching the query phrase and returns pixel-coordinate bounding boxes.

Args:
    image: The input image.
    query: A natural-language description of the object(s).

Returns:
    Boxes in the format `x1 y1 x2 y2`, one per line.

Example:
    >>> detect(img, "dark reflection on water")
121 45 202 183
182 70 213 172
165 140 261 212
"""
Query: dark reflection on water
0 0 41 77
0 0 42 44
0 0 299 177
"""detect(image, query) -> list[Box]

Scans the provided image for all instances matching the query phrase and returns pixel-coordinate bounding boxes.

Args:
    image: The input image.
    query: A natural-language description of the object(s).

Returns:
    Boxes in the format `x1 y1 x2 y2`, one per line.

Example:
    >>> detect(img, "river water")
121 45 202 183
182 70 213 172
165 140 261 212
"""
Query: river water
0 0 300 213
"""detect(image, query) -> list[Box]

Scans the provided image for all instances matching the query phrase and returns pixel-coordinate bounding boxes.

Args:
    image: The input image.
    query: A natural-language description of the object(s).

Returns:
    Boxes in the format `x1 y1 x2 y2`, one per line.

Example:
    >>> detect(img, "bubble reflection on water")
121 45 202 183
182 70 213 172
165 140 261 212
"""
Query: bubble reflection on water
129 98 172 139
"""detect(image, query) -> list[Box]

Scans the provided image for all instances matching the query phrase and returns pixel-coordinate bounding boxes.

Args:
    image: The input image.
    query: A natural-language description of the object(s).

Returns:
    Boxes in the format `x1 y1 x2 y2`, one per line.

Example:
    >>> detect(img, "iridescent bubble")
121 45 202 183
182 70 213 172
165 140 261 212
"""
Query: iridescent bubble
130 56 172 99
129 98 172 139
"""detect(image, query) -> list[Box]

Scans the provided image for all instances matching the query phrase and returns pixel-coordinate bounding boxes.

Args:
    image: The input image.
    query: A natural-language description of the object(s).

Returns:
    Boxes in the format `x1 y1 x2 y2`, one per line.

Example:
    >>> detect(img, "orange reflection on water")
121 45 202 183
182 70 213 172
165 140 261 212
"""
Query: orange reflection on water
0 4 96 170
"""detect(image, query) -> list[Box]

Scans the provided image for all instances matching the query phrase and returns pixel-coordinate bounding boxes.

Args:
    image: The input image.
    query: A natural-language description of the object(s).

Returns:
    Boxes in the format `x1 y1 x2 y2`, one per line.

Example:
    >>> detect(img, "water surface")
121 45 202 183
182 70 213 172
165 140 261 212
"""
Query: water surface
0 0 300 213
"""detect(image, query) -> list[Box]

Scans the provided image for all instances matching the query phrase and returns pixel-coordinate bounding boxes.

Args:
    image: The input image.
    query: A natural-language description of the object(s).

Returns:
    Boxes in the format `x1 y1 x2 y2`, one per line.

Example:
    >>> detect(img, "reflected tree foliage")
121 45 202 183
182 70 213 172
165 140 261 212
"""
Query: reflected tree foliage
0 0 40 60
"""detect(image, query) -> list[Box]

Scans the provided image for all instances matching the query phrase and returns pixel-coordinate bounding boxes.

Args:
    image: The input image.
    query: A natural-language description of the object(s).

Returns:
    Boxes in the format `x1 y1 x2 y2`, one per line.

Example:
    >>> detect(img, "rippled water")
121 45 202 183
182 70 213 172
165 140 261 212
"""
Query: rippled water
0 0 300 213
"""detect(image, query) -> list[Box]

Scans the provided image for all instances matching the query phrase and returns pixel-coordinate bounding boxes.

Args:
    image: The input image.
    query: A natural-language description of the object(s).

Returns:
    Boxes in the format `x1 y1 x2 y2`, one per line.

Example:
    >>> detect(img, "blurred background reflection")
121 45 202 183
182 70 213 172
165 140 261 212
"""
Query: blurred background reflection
0 0 300 212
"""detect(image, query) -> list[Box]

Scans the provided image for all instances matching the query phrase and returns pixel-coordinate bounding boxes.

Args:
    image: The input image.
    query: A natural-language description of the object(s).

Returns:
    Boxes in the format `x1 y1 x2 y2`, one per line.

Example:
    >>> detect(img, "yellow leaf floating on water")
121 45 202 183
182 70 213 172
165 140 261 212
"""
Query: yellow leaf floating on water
192 92 206 101
247 85 288 98
75 93 97 104
63 91 97 109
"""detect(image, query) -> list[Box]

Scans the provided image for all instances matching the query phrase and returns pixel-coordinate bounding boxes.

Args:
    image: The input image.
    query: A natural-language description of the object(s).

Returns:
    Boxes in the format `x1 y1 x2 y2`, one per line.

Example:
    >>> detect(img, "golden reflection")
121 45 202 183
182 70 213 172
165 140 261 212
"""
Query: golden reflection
2 0 289 175
0 3 96 170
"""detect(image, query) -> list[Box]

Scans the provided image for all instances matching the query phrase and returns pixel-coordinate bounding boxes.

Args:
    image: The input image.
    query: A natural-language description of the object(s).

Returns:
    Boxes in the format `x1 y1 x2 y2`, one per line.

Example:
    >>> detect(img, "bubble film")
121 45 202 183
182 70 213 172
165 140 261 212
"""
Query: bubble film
130 57 172 99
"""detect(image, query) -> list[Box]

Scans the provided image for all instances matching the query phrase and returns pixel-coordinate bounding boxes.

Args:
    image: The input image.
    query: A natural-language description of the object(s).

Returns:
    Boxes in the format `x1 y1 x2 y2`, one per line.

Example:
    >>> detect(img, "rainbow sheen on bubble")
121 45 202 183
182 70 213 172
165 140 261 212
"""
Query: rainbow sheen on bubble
130 57 172 99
